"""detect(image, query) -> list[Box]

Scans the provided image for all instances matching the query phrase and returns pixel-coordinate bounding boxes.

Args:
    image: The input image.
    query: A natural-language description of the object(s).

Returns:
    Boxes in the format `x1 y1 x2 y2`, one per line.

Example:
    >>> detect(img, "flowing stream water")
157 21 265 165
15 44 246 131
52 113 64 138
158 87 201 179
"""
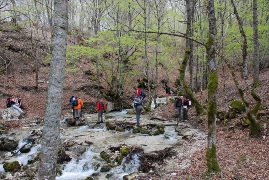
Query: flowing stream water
0 110 188 179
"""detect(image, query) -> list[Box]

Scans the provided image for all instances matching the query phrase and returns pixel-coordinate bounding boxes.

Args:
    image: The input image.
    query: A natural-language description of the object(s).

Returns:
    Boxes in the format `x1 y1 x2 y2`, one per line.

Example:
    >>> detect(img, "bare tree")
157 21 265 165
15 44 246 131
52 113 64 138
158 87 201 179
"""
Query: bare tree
38 0 68 179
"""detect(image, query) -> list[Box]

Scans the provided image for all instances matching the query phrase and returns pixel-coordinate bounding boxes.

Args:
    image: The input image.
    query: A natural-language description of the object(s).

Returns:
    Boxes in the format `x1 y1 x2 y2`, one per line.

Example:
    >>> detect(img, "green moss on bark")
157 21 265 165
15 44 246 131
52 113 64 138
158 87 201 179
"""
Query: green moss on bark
206 145 220 173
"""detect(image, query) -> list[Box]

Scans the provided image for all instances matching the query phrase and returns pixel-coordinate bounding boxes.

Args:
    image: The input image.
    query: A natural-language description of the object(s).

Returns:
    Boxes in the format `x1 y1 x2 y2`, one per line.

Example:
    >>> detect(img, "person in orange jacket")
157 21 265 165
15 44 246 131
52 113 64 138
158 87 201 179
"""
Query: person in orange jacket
73 97 83 121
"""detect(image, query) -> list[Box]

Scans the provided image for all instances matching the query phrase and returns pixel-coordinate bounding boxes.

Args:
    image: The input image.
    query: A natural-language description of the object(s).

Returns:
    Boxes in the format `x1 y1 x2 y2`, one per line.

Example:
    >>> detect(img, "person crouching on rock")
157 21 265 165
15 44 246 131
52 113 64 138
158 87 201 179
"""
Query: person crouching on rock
9 96 26 118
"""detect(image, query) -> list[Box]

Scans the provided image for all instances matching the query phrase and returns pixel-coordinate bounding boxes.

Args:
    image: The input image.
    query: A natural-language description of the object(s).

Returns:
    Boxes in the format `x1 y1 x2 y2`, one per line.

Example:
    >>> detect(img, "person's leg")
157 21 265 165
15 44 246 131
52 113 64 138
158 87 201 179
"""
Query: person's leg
72 106 75 118
136 106 143 126
179 107 182 120
12 104 23 114
77 109 81 120
183 108 186 121
74 109 79 120
100 110 104 122
98 110 101 122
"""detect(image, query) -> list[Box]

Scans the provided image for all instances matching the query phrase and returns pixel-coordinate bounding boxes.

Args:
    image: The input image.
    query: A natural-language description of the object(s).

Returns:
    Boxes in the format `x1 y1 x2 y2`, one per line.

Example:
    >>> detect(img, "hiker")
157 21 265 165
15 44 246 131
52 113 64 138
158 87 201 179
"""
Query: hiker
96 98 106 123
183 96 190 122
164 84 172 104
174 96 183 122
133 86 147 100
133 86 141 98
8 96 26 117
70 95 77 118
133 96 143 126
73 97 83 121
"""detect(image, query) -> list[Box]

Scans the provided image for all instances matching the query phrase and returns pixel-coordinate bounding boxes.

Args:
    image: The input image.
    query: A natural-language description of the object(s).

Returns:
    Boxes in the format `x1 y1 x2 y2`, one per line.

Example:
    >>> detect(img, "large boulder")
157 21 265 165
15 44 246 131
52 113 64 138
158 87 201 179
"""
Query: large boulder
0 137 18 151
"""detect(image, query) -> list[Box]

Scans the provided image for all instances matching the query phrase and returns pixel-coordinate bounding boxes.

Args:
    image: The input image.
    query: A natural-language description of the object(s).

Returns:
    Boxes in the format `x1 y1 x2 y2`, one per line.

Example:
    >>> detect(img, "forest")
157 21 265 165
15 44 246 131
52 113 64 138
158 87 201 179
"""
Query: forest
0 0 269 179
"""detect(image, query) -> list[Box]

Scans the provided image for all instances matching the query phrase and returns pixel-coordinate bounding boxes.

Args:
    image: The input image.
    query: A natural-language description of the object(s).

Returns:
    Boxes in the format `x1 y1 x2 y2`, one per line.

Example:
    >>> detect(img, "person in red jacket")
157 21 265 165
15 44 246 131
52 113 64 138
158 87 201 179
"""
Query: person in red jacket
133 86 141 98
96 98 106 123
73 97 83 121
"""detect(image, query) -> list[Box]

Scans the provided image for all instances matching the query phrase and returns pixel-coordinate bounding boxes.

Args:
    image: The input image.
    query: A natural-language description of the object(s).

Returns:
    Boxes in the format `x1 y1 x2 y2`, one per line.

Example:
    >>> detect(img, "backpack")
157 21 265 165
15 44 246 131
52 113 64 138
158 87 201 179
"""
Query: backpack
176 98 182 107
6 98 13 108
100 102 106 109
72 98 78 106
134 97 142 107
140 91 147 99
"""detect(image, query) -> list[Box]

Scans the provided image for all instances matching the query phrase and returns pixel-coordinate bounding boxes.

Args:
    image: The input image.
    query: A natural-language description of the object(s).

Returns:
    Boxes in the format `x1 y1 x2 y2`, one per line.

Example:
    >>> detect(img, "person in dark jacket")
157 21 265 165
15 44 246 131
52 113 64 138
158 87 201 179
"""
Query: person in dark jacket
183 96 190 121
164 84 171 104
174 96 183 123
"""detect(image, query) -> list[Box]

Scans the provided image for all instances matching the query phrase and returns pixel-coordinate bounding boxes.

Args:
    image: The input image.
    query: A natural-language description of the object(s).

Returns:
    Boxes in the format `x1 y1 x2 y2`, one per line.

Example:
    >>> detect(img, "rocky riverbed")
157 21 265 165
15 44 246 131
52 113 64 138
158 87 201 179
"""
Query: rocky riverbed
0 109 206 180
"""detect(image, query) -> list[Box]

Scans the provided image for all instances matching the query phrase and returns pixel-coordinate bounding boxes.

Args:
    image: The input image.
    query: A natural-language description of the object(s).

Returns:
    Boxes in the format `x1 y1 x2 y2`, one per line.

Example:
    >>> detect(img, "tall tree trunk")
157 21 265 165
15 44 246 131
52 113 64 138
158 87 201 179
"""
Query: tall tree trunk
38 0 68 179
180 0 203 116
206 0 220 173
231 0 262 137
253 0 259 84
230 0 251 92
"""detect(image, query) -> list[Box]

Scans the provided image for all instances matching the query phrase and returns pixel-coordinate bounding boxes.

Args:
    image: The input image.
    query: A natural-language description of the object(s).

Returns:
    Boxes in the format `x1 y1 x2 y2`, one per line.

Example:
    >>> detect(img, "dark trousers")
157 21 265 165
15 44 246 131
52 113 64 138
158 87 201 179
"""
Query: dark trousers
176 106 182 119
183 108 188 120
98 110 104 122
135 105 143 125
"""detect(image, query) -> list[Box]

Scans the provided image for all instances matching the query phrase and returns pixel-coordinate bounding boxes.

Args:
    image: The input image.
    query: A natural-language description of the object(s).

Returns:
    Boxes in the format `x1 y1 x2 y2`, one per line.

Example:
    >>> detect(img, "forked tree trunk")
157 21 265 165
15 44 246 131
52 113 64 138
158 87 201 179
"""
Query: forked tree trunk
180 0 203 116
231 0 262 137
38 0 68 179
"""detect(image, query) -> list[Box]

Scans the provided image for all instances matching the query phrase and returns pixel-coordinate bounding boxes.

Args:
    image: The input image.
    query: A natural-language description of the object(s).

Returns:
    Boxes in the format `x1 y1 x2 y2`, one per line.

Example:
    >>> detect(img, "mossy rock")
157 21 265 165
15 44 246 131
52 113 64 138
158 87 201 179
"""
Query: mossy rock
3 161 21 172
84 177 94 180
100 164 113 172
115 126 125 132
156 124 165 134
126 109 135 114
241 117 250 127
230 100 246 114
100 151 111 163
140 128 151 134
115 155 123 165
105 122 116 130
105 174 113 179
132 127 141 134
228 111 237 119
120 146 131 156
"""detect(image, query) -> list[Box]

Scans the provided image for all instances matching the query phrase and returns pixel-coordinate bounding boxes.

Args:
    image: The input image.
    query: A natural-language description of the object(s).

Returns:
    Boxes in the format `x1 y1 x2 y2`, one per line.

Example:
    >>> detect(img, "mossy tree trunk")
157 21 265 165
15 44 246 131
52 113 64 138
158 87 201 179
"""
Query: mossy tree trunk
231 0 262 137
206 0 220 173
179 0 203 116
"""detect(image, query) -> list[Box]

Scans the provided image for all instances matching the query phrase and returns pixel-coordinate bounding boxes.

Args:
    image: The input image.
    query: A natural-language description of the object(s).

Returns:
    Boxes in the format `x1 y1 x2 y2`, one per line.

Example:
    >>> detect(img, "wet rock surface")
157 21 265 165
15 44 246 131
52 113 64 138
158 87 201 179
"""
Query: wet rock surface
0 110 206 179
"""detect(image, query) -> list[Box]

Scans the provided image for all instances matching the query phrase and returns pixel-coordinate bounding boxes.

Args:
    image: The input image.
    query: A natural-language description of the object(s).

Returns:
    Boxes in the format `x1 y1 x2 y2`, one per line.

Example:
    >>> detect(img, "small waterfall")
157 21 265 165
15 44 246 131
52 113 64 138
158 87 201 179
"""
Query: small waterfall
16 145 41 165
56 148 99 180
110 153 141 178
0 164 4 172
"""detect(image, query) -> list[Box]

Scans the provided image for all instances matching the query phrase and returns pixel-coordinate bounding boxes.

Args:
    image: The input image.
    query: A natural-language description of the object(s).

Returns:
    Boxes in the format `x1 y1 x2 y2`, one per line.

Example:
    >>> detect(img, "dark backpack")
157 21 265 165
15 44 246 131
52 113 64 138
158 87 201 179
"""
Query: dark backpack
72 98 78 106
100 102 106 109
140 91 147 99
6 98 13 108
176 98 182 107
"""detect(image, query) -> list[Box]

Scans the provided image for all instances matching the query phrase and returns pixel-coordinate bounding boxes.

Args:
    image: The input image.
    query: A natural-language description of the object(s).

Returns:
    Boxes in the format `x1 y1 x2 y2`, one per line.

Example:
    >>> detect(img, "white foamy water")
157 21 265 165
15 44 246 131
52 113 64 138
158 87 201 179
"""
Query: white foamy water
56 148 99 180
16 144 41 165
0 164 4 172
